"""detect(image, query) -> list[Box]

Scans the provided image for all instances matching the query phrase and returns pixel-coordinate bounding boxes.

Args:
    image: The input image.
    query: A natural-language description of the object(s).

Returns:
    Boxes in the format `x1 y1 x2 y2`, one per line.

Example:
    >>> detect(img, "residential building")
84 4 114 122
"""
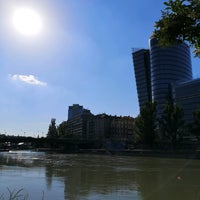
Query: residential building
110 116 134 140
66 104 135 141
94 114 112 139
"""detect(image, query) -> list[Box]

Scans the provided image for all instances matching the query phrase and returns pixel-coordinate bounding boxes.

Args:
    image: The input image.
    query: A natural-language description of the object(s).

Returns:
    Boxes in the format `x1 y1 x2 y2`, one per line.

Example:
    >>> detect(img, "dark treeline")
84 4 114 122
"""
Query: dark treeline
134 99 200 150
0 134 105 152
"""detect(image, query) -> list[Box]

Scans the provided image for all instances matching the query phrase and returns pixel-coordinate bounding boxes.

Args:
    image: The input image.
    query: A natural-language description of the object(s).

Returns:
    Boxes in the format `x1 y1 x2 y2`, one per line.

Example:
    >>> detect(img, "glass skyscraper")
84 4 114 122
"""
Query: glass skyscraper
132 49 151 110
175 79 200 122
132 38 193 118
149 38 192 116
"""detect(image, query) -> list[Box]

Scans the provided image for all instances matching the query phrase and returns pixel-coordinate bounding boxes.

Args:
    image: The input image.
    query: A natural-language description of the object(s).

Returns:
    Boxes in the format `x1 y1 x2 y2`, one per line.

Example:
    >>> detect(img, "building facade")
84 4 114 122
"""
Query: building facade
67 105 94 139
132 49 152 109
149 38 192 116
175 79 200 122
66 104 135 141
93 114 112 139
132 38 196 120
68 104 84 120
110 116 135 141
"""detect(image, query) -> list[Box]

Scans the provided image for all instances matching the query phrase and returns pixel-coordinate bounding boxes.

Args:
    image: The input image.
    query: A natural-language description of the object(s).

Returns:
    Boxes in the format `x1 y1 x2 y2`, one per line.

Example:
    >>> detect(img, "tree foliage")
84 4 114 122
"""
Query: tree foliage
47 118 58 138
154 0 200 57
191 108 200 140
134 102 157 146
159 102 185 145
57 121 68 138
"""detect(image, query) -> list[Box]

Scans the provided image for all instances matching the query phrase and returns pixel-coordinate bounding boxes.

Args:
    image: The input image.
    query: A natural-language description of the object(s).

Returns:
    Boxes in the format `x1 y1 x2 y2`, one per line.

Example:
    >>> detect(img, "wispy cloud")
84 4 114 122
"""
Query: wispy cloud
10 74 47 86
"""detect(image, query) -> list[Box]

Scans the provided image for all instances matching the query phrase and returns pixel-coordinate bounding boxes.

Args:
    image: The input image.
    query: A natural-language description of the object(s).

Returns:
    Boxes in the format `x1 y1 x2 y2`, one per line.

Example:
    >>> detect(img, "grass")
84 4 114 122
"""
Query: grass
0 188 28 200
0 188 44 200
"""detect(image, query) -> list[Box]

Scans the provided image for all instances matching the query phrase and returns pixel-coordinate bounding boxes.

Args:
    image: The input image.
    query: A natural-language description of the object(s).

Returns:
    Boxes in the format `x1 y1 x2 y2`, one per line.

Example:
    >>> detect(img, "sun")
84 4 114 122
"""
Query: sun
12 7 42 36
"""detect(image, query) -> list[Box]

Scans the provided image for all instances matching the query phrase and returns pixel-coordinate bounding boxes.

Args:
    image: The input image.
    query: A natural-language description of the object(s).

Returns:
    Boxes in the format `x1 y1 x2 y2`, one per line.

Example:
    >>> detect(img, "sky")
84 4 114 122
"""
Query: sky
0 0 199 137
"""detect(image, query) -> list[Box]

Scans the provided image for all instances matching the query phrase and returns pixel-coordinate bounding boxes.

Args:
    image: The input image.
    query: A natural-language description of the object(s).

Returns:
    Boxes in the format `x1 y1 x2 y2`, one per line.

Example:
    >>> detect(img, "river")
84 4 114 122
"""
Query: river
0 151 200 200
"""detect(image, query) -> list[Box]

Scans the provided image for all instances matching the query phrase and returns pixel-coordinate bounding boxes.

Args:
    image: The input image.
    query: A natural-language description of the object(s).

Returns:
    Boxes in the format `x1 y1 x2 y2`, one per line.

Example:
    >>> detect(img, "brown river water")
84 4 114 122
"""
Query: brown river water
0 151 200 200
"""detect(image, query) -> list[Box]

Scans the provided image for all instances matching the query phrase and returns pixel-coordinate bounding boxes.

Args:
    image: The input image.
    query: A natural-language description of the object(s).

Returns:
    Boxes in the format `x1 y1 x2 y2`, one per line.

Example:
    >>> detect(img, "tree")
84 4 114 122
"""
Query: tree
191 108 200 141
57 121 68 138
159 102 185 146
153 0 200 57
134 102 157 147
47 118 58 138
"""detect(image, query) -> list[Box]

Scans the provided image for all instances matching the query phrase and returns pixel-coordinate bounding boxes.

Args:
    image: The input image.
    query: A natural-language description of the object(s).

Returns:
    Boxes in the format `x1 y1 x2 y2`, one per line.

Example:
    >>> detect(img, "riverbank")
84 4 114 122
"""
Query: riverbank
34 148 200 159
2 146 200 159
78 149 200 159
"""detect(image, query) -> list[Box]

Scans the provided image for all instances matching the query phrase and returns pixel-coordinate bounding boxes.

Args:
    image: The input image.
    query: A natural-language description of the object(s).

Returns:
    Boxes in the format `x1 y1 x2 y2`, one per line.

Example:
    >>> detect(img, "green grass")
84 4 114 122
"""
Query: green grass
0 188 44 200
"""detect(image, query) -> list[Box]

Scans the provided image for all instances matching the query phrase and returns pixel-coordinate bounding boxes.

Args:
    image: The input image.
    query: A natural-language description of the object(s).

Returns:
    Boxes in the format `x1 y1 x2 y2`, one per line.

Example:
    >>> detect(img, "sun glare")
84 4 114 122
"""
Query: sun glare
12 7 42 36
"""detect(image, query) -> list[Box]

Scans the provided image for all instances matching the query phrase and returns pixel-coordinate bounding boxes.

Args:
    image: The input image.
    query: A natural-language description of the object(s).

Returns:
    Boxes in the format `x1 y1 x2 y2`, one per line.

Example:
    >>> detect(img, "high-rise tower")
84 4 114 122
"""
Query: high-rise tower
149 38 192 116
175 79 200 122
132 49 152 110
132 38 193 116
68 104 84 120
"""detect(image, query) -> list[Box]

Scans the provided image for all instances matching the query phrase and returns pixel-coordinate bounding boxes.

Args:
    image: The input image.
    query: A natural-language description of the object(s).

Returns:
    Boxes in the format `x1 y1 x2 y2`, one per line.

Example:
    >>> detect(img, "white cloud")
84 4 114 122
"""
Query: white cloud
10 74 47 86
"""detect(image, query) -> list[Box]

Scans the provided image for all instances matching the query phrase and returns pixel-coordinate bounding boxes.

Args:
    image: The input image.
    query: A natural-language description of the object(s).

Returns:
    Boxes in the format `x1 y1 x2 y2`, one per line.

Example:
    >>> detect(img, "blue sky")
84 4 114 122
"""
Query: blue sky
0 0 199 137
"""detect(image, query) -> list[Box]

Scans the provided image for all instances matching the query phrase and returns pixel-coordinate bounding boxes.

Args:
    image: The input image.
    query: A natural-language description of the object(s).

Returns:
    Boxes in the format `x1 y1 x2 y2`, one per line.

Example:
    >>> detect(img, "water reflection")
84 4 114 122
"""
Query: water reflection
41 154 139 199
1 151 200 200
135 158 200 200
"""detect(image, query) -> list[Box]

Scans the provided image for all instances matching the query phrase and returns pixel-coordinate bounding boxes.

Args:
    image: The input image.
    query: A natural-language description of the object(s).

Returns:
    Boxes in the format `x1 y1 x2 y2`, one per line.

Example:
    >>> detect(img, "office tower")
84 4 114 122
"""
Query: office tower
68 104 84 120
67 104 94 139
132 49 152 110
175 79 200 122
149 38 192 116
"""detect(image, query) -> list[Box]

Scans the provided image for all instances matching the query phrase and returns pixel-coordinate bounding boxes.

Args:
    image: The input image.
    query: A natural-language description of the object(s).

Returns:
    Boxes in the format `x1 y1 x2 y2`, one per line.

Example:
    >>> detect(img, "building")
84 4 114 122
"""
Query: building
175 79 200 122
68 104 84 120
94 114 112 139
149 38 192 117
67 105 94 139
66 104 135 141
132 49 152 109
132 38 197 120
110 116 135 141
